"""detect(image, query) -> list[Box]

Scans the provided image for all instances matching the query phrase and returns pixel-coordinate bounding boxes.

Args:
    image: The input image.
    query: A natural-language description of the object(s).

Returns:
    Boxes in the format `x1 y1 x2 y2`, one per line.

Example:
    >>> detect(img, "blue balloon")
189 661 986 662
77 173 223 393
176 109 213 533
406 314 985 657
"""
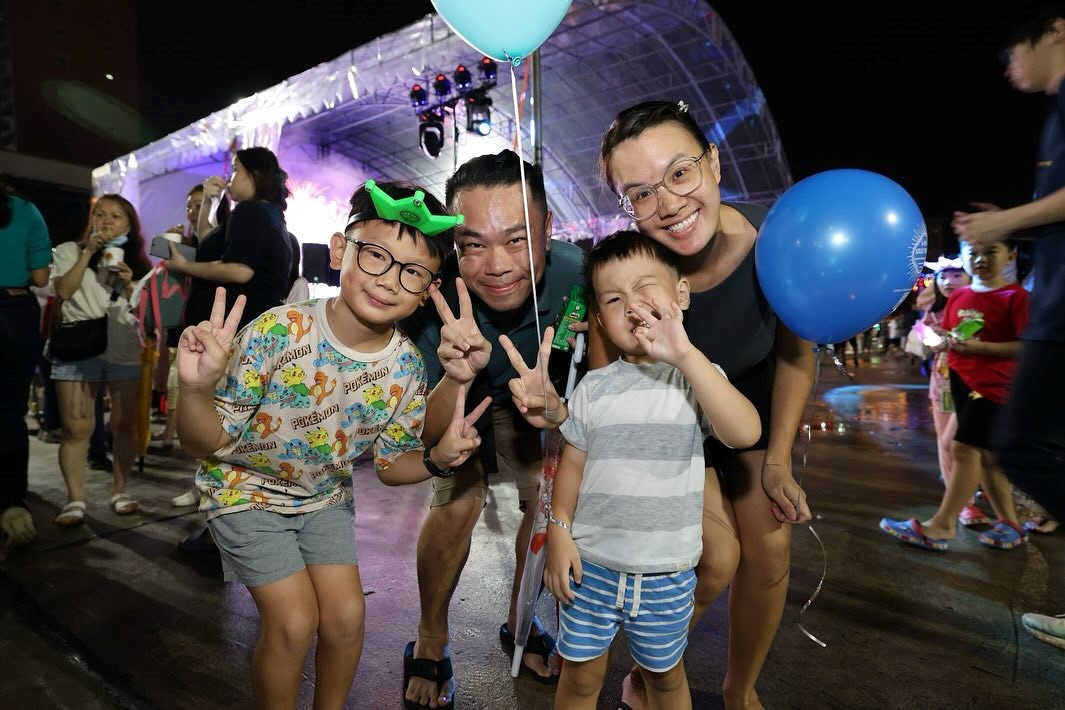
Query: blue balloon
755 169 928 345
431 0 572 62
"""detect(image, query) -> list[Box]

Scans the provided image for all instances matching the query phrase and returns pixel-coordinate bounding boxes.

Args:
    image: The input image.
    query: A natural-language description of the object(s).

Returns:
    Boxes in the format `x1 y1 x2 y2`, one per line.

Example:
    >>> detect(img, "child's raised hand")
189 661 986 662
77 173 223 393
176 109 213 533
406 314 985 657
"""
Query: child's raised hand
431 278 491 384
432 384 492 469
629 298 691 365
178 287 246 393
500 326 565 429
543 528 582 604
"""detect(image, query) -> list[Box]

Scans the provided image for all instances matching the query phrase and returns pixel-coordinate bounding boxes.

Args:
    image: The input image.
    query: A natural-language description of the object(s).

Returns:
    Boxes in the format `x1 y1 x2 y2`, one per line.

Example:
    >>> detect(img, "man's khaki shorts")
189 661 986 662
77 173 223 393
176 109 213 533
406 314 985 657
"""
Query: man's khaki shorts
430 405 542 508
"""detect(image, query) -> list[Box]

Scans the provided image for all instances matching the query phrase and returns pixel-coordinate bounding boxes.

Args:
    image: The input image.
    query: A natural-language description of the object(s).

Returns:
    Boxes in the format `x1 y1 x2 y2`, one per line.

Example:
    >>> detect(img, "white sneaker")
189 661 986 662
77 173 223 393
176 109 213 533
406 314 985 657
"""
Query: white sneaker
171 490 198 507
1021 612 1065 650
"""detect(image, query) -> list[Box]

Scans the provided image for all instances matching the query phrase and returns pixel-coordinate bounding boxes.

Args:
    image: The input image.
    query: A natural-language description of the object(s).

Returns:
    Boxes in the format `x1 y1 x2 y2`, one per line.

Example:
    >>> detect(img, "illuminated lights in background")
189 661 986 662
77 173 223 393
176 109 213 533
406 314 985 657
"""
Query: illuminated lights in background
409 56 499 155
453 64 472 91
285 180 348 299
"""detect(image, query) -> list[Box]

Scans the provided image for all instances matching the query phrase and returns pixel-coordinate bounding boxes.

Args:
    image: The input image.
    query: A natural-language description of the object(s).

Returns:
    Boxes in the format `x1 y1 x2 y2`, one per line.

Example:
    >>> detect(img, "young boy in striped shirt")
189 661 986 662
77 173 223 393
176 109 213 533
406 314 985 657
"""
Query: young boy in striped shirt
543 231 761 709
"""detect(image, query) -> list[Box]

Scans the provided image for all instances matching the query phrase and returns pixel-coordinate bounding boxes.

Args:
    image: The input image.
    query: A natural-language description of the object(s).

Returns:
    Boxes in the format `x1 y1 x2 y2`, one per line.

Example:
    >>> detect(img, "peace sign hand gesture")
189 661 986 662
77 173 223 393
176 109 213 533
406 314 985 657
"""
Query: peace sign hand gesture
499 326 565 429
432 384 493 469
431 278 491 385
178 287 246 394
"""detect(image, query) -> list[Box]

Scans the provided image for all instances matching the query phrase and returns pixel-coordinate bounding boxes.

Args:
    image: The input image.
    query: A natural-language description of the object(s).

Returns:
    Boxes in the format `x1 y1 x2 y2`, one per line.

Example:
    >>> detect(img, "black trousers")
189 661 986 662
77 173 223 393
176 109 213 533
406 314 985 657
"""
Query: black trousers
994 340 1065 522
0 293 41 511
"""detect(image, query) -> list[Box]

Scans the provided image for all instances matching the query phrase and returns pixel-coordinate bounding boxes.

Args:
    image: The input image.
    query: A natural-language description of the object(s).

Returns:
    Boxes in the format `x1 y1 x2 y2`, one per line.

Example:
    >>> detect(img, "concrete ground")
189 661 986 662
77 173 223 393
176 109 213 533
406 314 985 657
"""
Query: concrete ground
2 353 1064 709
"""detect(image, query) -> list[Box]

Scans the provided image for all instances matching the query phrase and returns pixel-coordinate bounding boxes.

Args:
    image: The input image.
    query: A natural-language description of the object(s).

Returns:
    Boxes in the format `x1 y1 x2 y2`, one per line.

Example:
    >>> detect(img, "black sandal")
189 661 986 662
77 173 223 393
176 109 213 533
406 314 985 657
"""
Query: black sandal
499 621 560 685
402 641 454 710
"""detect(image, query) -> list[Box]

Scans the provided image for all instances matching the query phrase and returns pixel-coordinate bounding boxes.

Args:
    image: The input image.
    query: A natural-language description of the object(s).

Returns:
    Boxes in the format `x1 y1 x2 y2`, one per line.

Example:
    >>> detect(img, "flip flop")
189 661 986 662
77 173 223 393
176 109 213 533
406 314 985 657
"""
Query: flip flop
500 620 560 685
879 517 948 551
402 641 454 710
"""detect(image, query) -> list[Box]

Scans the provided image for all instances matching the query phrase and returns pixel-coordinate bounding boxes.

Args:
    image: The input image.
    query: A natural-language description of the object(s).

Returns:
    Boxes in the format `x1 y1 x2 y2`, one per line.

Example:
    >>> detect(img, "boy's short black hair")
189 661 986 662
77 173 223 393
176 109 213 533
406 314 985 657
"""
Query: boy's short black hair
1003 4 1065 48
444 149 548 216
346 180 452 265
584 230 681 298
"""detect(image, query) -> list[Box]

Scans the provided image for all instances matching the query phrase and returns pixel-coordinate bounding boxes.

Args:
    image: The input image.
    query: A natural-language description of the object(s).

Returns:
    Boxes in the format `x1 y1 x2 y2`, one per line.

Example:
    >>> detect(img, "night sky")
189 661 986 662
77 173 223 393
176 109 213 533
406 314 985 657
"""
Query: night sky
136 1 1051 246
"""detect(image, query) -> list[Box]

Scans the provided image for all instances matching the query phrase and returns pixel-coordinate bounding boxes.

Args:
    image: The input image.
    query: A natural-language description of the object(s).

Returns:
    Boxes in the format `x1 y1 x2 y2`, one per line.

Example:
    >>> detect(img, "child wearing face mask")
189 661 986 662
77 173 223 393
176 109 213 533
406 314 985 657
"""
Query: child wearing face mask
881 240 1030 552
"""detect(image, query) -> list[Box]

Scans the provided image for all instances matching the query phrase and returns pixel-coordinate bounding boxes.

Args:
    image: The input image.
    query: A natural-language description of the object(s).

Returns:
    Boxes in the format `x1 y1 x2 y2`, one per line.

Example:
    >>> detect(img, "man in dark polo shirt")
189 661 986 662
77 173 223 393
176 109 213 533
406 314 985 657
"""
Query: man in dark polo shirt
953 4 1065 651
399 150 583 706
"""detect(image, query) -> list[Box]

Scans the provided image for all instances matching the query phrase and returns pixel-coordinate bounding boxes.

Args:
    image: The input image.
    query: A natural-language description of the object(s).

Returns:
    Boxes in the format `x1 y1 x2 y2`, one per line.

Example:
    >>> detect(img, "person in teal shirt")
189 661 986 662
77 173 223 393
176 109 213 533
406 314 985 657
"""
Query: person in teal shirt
0 181 52 547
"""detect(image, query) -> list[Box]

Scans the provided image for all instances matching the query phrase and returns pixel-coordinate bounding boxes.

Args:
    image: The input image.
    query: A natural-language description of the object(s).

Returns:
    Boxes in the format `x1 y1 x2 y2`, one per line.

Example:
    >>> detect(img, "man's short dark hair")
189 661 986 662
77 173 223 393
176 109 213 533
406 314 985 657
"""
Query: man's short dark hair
444 149 548 216
584 230 680 298
1004 4 1065 48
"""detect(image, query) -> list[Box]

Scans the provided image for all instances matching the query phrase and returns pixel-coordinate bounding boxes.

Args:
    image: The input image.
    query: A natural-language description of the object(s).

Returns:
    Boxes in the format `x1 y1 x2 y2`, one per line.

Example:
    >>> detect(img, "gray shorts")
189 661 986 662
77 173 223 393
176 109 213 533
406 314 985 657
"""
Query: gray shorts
51 355 141 383
207 501 358 588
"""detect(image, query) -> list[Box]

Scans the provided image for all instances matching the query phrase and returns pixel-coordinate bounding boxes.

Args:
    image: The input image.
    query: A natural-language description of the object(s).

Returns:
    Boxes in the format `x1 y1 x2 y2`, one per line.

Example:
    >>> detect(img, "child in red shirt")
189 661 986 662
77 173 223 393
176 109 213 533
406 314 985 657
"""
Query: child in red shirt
881 240 1030 551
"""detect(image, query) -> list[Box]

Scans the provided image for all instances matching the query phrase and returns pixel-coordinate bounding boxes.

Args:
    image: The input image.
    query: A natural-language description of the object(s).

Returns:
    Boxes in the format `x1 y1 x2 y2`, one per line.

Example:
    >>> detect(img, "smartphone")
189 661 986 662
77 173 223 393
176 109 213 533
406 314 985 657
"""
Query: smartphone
150 235 196 261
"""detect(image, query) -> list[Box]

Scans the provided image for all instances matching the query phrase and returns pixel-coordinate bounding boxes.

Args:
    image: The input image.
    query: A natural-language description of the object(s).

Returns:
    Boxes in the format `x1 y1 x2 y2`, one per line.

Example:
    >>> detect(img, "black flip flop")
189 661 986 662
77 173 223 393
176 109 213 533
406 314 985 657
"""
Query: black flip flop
402 641 454 710
499 621 560 685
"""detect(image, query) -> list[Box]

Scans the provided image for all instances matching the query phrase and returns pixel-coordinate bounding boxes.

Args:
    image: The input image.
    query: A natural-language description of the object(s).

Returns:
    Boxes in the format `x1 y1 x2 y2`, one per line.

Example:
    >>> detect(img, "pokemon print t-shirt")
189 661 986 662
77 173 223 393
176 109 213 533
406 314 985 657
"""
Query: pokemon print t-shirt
195 298 427 519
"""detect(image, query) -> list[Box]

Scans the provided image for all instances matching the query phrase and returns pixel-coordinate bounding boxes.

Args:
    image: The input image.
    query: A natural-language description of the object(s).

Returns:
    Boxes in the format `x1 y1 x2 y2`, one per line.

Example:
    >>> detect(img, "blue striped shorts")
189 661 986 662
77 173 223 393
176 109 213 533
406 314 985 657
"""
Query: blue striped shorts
556 558 696 673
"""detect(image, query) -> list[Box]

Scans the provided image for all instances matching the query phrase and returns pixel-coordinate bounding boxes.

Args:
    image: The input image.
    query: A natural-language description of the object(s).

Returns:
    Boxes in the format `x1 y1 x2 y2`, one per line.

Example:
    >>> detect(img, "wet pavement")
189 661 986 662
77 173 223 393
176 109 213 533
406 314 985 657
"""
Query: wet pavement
2 354 1064 709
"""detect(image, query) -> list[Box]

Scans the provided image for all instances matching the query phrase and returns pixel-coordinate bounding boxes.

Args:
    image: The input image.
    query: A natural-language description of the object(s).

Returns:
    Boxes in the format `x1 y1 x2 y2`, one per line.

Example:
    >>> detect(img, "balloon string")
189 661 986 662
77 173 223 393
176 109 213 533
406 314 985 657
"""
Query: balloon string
508 62 548 416
825 343 855 381
795 345 827 648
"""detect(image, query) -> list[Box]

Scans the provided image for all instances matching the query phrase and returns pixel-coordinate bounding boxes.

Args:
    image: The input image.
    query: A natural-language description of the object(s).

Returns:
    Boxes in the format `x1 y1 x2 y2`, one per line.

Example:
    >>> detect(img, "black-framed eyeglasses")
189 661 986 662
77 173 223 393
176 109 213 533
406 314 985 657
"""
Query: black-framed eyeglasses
618 147 711 221
344 237 437 294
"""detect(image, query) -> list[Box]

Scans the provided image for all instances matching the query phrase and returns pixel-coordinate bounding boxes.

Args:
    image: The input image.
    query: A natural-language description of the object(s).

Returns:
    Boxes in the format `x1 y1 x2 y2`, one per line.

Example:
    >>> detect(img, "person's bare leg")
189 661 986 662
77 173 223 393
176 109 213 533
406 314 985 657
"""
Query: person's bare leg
622 468 739 710
643 662 692 710
506 501 555 679
106 379 140 496
977 451 1021 526
56 380 97 505
307 564 365 709
554 653 610 710
247 570 319 710
405 496 482 708
721 450 789 710
932 409 955 485
922 441 983 538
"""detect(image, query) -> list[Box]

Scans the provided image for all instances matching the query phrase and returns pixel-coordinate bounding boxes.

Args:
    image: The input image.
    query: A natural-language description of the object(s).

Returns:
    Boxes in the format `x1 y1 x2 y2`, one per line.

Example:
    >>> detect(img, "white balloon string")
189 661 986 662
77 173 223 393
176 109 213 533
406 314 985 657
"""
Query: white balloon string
509 61 547 403
796 344 827 648
826 343 855 381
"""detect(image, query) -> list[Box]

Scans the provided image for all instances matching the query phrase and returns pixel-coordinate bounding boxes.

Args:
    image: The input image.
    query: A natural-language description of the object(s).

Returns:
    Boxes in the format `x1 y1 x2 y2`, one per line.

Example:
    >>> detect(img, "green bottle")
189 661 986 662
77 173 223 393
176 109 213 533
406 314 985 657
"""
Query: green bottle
952 318 984 341
551 285 587 352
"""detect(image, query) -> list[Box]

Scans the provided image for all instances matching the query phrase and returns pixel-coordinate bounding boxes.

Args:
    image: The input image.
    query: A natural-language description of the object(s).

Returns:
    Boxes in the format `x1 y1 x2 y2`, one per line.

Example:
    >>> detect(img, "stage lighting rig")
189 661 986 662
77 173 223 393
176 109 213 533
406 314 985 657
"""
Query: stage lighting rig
432 73 451 98
479 56 498 83
409 84 427 108
419 109 445 159
465 92 492 136
453 64 472 91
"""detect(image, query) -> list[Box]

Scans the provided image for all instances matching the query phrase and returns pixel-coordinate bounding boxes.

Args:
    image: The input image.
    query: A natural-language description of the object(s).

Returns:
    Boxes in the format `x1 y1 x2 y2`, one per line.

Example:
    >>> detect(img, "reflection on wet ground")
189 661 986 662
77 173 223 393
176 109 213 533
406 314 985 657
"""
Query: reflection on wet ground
820 383 934 456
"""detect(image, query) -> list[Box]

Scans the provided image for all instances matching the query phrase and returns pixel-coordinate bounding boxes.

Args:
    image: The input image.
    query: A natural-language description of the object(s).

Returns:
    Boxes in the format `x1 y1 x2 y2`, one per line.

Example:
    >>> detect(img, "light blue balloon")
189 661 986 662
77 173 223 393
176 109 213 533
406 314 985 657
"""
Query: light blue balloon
431 0 572 62
755 169 928 345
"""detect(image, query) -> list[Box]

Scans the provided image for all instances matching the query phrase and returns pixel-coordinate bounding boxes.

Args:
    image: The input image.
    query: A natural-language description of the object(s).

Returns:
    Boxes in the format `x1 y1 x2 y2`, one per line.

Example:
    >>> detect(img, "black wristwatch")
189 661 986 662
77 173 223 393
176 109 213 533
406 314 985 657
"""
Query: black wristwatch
423 447 455 478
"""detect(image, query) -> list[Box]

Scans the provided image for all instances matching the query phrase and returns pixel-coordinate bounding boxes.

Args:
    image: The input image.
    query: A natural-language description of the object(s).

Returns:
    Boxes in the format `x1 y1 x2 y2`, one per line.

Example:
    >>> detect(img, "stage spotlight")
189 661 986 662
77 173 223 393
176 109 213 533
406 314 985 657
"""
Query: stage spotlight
410 84 427 108
432 73 451 97
419 113 445 159
465 96 492 136
453 64 472 92
479 57 498 83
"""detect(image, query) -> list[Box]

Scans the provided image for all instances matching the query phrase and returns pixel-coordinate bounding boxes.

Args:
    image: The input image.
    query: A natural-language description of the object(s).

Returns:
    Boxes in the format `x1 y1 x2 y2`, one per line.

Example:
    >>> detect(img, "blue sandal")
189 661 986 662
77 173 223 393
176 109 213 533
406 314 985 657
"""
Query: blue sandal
879 517 948 551
978 520 1029 550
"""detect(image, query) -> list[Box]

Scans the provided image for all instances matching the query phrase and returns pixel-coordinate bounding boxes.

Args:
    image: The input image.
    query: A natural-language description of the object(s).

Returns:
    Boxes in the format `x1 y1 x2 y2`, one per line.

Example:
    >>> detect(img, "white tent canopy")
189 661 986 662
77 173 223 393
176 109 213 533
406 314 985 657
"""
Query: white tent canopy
93 0 791 243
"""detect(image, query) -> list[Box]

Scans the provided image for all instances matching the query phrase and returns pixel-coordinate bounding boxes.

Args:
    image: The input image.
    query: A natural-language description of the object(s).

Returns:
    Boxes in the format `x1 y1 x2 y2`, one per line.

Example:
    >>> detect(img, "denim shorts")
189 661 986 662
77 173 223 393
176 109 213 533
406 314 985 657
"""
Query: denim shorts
51 355 141 383
556 558 696 672
207 501 358 588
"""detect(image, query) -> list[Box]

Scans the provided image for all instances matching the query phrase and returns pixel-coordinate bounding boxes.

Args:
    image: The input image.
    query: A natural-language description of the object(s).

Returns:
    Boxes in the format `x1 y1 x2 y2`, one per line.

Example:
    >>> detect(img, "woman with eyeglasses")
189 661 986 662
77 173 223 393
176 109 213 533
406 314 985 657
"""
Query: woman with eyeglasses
594 101 815 710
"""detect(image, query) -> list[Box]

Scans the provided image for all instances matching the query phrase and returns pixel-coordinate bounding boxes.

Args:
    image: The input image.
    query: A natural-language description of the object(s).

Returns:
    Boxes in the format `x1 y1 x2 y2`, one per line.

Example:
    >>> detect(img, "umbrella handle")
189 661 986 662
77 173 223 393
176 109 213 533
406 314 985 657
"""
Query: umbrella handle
511 644 526 678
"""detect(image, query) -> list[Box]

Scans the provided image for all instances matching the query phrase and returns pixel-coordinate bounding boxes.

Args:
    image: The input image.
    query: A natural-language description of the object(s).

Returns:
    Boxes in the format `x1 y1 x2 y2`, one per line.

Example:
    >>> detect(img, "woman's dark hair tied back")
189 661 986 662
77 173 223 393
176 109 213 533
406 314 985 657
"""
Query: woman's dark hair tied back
599 100 710 189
